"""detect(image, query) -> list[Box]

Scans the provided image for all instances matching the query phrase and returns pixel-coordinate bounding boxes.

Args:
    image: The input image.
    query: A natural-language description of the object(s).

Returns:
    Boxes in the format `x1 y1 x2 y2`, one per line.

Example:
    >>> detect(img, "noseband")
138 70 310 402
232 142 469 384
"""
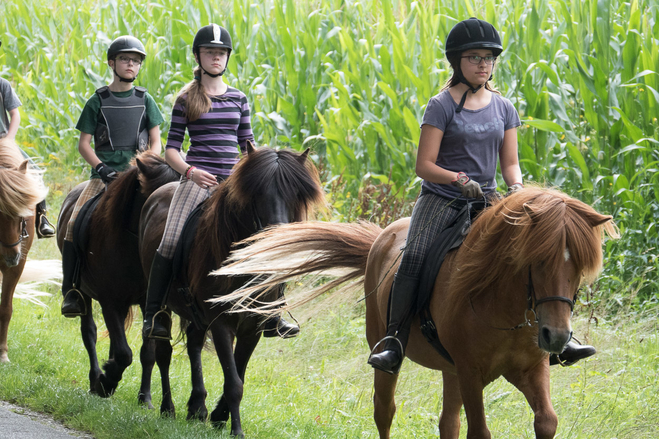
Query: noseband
0 217 29 248
471 266 577 331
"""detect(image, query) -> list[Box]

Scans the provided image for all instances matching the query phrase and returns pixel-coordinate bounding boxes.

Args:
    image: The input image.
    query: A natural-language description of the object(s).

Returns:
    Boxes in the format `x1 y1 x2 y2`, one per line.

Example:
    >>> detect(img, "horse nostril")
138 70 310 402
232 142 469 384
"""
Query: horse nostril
542 327 552 345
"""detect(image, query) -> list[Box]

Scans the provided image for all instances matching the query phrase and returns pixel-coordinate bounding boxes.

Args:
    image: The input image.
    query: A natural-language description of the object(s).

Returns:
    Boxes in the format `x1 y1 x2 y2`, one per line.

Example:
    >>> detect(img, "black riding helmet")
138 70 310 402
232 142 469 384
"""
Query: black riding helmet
107 36 146 83
445 18 503 112
193 24 233 78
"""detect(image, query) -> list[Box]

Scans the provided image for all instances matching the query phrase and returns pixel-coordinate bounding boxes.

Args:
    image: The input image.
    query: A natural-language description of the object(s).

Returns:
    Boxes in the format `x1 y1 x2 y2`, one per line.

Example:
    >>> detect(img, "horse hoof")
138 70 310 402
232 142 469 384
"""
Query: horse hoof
0 353 9 363
95 375 117 398
186 408 208 422
160 405 175 418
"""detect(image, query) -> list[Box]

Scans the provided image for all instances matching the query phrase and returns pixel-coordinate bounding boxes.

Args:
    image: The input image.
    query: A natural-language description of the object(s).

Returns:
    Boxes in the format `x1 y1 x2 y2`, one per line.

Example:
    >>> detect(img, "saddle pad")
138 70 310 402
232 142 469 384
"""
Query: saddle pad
172 199 209 283
72 190 105 257
415 203 474 313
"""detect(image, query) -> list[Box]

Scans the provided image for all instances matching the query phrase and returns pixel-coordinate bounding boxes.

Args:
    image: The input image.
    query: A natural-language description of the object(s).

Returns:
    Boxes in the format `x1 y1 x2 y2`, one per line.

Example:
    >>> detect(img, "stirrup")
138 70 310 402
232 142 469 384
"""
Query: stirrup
367 335 405 374
62 288 87 317
144 308 172 340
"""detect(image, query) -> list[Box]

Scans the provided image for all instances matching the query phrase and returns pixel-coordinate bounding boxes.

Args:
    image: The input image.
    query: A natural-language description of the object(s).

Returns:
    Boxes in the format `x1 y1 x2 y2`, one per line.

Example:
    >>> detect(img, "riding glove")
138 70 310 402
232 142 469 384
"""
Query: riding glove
507 183 524 195
451 172 483 199
95 162 118 184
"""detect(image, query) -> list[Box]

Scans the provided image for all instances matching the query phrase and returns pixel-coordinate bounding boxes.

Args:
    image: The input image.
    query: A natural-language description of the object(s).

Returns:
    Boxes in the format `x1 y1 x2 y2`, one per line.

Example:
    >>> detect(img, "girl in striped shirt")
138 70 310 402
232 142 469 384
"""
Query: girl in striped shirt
142 24 253 339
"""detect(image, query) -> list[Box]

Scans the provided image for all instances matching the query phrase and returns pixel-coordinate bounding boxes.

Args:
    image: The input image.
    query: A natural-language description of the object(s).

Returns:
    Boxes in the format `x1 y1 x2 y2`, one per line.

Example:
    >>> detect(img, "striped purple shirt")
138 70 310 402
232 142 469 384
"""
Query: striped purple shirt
166 87 254 179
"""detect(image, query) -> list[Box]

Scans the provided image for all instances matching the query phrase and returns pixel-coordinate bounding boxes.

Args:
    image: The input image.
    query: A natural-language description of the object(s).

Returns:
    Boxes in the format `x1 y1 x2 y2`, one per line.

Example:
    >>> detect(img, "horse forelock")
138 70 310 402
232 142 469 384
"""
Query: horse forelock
225 148 324 216
453 187 614 299
0 139 46 217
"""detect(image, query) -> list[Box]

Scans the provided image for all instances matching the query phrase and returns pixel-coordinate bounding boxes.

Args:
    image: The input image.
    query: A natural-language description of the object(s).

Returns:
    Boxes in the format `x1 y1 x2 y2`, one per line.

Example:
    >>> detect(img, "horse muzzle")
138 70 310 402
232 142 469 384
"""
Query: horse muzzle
538 324 572 354
4 252 21 268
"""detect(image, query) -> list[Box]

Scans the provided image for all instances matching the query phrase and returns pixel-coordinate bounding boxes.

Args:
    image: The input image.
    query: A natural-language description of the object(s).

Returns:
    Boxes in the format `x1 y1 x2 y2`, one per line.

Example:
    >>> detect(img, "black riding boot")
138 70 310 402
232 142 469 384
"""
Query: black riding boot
142 253 174 340
261 284 300 339
367 273 419 375
35 200 55 238
549 340 596 366
61 240 86 317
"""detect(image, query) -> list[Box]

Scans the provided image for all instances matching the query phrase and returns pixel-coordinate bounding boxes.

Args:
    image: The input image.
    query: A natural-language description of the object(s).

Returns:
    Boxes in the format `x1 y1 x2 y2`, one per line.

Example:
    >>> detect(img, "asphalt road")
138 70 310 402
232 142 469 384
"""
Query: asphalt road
0 401 93 439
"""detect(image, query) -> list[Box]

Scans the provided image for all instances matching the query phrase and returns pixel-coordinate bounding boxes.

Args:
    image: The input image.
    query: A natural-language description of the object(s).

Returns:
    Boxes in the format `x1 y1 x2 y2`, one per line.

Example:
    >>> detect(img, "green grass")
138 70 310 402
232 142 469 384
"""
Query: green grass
2 272 659 438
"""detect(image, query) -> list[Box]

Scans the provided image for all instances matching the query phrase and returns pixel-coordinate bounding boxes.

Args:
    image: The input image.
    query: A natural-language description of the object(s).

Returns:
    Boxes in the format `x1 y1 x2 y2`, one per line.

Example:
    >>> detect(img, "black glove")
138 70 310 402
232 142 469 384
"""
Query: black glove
95 162 118 184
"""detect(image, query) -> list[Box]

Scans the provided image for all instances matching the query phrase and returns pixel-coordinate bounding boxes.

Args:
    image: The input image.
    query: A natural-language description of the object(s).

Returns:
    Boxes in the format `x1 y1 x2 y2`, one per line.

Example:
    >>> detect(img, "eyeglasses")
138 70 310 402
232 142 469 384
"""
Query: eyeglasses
462 55 497 65
201 49 228 58
116 55 143 66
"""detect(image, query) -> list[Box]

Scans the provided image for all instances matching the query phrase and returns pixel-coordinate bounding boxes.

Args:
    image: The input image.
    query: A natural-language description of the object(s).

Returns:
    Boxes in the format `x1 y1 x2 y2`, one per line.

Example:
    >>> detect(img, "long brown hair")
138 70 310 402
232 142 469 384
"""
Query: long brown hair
440 52 501 94
175 66 211 122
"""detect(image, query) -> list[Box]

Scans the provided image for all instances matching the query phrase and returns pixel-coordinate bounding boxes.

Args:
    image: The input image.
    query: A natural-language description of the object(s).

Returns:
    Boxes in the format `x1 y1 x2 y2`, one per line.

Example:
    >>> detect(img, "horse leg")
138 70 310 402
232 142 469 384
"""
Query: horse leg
457 368 490 439
186 324 209 421
208 324 245 438
373 369 399 439
138 337 156 410
210 333 260 428
439 371 463 439
155 338 175 416
504 361 557 439
0 269 20 363
79 297 102 393
96 304 132 397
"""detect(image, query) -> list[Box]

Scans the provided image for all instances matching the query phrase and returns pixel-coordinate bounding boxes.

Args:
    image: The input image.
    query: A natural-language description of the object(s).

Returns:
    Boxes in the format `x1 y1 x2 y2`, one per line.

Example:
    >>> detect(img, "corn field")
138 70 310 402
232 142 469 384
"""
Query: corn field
1 0 657 307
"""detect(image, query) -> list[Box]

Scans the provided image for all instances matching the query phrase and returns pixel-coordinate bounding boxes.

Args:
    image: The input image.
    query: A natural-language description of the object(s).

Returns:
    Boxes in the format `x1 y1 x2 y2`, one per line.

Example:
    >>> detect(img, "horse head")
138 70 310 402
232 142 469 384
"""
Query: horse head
455 187 618 355
0 140 47 267
223 144 323 233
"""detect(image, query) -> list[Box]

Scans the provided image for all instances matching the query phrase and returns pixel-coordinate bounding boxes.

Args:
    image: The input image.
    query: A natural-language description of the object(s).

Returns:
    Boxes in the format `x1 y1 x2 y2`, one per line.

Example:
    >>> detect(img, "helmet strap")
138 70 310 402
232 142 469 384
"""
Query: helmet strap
455 69 488 113
112 65 137 83
195 51 230 78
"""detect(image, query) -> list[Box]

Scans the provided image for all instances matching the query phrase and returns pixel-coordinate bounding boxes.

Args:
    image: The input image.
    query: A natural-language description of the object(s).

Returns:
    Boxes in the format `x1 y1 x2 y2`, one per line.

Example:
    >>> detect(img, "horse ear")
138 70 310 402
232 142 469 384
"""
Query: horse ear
298 148 310 164
588 213 613 228
246 140 256 154
136 158 147 174
18 160 29 174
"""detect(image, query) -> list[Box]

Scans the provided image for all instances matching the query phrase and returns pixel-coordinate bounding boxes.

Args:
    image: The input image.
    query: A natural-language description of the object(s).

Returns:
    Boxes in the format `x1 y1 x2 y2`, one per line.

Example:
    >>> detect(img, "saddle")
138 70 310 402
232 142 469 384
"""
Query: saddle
171 200 209 329
415 200 487 364
72 189 105 258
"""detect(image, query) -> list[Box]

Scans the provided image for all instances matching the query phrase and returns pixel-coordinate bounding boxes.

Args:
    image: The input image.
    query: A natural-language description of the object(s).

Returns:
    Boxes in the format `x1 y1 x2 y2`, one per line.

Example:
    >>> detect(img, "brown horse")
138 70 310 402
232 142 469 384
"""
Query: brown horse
56 152 179 411
215 187 618 438
139 144 324 437
0 138 47 363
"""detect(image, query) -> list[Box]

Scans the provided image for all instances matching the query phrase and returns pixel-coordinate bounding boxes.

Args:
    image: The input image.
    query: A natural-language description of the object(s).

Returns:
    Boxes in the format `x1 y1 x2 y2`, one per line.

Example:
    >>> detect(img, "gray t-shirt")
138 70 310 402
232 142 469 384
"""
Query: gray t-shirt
420 89 521 199
0 78 22 138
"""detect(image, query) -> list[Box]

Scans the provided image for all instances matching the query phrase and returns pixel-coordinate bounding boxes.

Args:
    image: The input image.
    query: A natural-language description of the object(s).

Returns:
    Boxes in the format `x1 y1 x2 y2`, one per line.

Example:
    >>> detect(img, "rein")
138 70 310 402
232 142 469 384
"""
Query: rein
0 217 28 248
470 267 577 331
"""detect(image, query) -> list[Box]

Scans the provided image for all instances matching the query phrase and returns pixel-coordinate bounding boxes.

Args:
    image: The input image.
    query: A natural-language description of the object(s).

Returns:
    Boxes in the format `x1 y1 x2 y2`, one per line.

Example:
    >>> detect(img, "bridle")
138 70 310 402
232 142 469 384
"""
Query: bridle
470 266 578 331
0 217 29 248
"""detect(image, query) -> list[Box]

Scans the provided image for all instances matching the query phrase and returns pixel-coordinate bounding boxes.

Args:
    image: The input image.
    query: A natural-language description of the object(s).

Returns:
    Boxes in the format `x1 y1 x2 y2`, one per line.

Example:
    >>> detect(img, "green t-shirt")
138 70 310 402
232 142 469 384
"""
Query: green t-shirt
76 88 164 179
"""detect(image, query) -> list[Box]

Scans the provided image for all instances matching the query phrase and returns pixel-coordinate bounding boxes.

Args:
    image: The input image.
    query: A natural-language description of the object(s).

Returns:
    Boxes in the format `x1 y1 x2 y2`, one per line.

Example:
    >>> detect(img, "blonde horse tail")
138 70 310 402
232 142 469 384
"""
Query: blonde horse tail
9 259 62 307
211 221 383 313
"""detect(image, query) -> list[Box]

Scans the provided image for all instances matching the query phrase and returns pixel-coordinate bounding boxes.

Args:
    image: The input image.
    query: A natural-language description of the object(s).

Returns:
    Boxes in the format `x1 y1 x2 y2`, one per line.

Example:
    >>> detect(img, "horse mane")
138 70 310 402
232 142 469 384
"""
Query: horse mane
0 138 47 217
451 186 619 300
191 147 325 290
94 152 179 241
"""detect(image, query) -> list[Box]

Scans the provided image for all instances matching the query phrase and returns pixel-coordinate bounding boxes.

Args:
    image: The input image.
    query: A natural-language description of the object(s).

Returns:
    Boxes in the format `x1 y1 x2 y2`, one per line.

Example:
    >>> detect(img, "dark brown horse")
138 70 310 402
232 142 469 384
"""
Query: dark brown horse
215 187 618 438
0 138 47 363
139 144 324 437
56 152 179 412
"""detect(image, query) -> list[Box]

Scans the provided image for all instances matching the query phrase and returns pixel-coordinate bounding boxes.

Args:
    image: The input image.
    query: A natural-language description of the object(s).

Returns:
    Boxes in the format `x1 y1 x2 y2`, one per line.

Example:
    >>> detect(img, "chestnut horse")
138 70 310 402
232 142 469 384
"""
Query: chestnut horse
56 152 179 412
215 187 618 438
0 138 47 363
139 144 324 437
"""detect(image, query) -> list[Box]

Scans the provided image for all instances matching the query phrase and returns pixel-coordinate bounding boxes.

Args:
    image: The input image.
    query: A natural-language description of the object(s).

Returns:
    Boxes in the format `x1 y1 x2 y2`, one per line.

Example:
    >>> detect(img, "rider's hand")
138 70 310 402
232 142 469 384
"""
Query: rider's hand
189 167 218 189
507 183 524 196
95 162 118 184
451 172 483 199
